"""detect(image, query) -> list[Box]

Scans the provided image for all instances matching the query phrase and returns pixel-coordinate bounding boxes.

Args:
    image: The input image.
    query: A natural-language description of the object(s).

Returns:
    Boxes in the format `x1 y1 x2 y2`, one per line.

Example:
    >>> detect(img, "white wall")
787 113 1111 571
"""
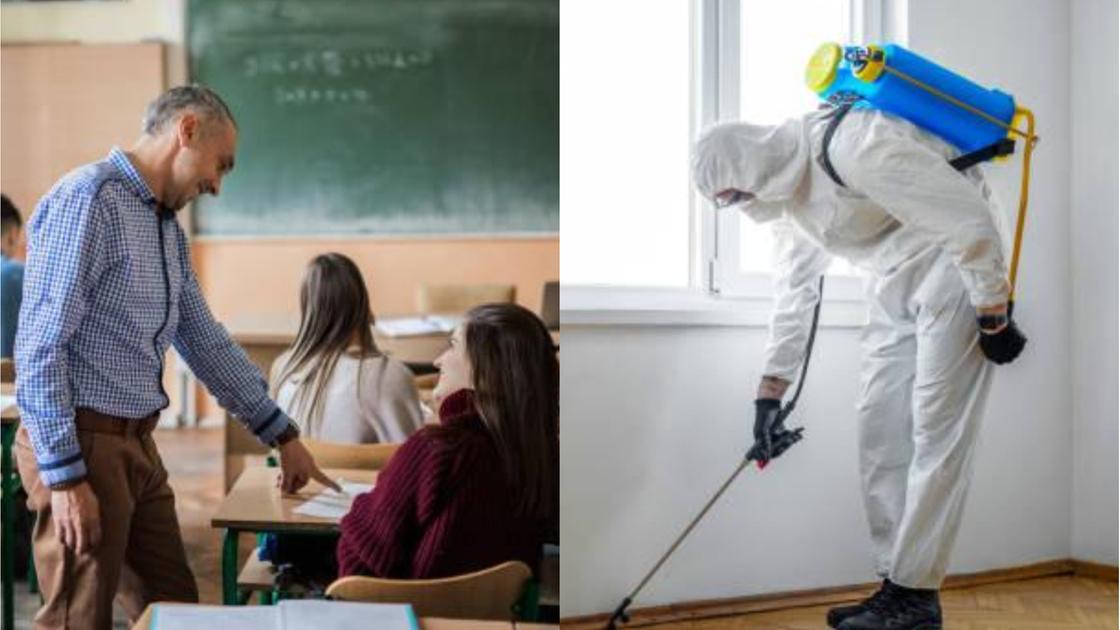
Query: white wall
1069 0 1119 566
561 0 1079 618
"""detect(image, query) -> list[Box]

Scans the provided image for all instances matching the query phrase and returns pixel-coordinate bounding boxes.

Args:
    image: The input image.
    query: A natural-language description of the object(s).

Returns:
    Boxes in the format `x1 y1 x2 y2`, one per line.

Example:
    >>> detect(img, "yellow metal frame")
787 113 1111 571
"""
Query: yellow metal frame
1008 106 1035 301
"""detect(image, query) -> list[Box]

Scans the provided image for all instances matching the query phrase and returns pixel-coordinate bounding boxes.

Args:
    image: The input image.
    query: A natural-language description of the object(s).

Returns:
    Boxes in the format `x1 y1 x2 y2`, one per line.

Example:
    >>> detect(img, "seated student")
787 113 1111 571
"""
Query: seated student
271 252 424 443
336 302 559 579
1 194 25 359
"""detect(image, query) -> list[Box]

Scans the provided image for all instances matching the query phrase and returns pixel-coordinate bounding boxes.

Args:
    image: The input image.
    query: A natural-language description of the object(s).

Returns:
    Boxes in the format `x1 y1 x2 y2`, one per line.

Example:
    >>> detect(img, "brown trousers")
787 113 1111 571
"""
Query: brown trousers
15 410 198 630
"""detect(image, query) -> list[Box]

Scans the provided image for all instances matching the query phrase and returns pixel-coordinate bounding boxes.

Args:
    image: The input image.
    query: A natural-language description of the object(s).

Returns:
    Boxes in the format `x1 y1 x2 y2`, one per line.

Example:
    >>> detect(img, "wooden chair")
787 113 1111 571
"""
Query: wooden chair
540 280 559 331
0 358 14 383
302 439 400 471
416 284 516 315
326 560 537 621
413 373 439 408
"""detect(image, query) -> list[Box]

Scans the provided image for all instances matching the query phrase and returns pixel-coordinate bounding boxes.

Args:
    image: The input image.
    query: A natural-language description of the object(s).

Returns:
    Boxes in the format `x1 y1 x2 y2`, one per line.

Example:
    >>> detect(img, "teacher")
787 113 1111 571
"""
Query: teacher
14 85 339 629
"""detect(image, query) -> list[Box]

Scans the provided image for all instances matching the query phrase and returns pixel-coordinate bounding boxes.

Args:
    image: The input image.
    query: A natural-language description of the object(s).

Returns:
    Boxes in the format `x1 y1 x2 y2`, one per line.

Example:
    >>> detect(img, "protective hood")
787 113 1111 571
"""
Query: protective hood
691 118 811 222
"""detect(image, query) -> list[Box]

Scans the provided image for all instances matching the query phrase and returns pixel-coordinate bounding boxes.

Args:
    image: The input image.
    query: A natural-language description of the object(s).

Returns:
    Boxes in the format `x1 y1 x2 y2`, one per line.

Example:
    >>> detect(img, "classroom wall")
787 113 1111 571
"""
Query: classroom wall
194 237 560 320
1069 0 1119 566
561 0 1077 618
0 0 187 86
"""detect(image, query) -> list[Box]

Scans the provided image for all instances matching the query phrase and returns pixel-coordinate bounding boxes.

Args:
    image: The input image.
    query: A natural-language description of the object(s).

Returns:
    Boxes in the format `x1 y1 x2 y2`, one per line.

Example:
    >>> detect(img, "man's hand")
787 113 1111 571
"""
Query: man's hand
51 481 101 555
276 438 341 494
977 301 1027 364
976 303 1009 333
747 399 804 466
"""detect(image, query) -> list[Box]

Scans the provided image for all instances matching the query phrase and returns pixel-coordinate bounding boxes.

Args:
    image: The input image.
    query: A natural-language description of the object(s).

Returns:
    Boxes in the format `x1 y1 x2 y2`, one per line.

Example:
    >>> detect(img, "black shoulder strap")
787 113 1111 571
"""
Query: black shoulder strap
949 138 1016 171
818 104 854 188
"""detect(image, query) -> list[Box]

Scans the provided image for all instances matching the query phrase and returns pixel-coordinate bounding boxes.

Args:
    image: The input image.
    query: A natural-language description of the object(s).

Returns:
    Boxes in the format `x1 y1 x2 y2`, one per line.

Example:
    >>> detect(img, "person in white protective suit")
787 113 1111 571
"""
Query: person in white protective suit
691 107 1028 630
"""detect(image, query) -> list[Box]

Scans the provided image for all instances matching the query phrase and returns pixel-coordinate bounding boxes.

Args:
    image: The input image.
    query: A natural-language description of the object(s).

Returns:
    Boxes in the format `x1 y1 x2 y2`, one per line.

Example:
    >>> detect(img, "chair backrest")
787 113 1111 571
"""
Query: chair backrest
416 284 516 315
540 281 559 331
302 439 400 471
326 560 532 621
0 358 14 383
413 373 439 409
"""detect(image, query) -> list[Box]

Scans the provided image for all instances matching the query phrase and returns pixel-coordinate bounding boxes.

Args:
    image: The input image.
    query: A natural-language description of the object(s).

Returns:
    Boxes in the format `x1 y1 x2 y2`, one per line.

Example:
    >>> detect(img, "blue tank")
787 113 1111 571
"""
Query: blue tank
806 43 1017 153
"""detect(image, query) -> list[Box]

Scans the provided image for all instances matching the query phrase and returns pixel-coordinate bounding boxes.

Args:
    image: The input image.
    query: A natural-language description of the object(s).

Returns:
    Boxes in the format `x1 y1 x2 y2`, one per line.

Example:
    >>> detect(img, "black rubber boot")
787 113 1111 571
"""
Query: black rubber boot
837 581 942 630
827 580 892 628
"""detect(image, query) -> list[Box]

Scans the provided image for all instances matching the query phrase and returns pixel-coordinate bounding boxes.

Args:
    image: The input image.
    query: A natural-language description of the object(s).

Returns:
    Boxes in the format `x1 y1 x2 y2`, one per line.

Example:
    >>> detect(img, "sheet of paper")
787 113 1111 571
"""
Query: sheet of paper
0 394 16 410
154 604 275 630
292 478 374 520
279 600 418 630
340 480 374 496
374 315 459 337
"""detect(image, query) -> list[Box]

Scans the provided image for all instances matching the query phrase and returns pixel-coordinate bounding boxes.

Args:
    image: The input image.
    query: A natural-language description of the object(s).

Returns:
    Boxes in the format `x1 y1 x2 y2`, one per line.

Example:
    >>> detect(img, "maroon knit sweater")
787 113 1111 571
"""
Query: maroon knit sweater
336 388 543 579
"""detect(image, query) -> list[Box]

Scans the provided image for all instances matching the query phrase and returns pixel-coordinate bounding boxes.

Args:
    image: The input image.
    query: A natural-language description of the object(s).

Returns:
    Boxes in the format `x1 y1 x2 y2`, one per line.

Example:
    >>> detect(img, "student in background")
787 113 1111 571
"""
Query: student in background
337 303 559 579
1 194 25 359
271 253 423 443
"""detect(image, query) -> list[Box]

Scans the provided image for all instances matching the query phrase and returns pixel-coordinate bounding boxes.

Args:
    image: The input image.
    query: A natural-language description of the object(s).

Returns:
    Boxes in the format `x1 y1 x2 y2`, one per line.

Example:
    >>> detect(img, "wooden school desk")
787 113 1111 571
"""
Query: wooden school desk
1 382 19 630
131 603 560 629
211 466 377 605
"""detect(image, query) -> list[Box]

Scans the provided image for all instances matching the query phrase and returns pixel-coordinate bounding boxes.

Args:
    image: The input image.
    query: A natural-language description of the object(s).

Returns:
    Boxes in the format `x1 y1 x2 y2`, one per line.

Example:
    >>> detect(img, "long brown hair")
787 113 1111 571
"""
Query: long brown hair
272 253 381 435
464 303 559 520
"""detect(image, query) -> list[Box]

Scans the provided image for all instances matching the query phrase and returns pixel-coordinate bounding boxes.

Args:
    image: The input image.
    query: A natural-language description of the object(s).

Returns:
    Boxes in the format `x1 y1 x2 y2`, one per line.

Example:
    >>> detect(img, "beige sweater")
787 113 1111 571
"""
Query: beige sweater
271 351 424 444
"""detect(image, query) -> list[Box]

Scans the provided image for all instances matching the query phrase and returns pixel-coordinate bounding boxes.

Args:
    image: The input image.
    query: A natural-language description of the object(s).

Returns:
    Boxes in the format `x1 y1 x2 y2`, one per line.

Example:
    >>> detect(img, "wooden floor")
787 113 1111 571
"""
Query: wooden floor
618 576 1117 630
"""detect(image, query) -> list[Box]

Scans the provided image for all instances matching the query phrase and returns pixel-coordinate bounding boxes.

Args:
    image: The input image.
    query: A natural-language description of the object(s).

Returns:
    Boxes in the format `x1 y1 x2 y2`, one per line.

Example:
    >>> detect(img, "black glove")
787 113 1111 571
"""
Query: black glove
747 398 804 466
978 318 1027 365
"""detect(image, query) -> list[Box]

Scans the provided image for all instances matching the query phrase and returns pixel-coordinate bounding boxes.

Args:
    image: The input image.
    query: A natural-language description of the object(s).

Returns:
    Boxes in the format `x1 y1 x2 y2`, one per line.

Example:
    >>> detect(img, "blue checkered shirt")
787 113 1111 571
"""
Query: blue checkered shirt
15 148 296 486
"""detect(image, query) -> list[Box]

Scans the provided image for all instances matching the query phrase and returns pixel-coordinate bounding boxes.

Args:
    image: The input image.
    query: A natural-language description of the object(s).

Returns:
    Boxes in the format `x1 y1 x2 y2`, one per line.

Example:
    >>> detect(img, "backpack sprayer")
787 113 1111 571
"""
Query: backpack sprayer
605 43 1038 629
808 42 1038 302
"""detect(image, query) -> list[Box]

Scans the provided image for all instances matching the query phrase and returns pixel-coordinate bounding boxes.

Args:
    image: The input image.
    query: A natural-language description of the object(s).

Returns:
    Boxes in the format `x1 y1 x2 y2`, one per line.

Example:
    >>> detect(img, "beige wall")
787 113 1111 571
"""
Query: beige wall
0 0 187 85
196 237 559 319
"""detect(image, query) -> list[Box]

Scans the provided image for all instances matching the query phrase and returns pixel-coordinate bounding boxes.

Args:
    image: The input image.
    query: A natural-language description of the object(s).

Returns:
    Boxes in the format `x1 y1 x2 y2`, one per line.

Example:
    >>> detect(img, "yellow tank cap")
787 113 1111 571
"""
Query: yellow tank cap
853 45 885 83
805 42 843 94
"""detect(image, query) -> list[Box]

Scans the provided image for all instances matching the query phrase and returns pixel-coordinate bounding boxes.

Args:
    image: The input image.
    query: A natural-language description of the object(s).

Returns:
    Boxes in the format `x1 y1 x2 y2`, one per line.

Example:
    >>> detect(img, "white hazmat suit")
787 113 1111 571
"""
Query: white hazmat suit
692 107 1011 589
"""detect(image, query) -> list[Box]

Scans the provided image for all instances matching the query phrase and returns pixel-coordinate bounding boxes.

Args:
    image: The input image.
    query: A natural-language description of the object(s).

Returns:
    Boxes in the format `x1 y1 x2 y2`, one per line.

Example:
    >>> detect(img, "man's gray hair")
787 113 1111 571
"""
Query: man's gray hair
142 85 236 136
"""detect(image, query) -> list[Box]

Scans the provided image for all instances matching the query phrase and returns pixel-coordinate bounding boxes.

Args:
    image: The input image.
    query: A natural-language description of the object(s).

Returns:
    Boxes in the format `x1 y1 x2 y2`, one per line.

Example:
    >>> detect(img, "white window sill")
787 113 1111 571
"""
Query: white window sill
560 284 868 328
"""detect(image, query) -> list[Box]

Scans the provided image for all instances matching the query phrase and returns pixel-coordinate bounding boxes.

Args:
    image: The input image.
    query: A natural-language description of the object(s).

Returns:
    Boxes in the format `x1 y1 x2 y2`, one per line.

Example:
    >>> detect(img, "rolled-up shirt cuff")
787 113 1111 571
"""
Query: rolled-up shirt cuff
247 401 297 446
38 450 88 487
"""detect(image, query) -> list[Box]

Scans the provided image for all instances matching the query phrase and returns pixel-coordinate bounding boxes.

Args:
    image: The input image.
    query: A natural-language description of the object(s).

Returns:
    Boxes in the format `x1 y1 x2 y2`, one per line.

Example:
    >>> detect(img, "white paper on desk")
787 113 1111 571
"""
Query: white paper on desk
292 479 374 519
279 600 418 630
340 480 374 496
153 603 275 630
0 394 16 410
375 315 458 337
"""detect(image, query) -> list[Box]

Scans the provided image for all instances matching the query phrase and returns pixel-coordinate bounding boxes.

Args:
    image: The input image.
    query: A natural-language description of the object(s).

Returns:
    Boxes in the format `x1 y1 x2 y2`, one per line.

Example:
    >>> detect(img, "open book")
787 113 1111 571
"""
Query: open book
152 600 418 630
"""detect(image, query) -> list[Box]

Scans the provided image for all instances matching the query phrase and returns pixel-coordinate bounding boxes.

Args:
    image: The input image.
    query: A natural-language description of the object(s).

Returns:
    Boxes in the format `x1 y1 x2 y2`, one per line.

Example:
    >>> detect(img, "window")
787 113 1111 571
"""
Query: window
716 0 863 291
560 1 693 287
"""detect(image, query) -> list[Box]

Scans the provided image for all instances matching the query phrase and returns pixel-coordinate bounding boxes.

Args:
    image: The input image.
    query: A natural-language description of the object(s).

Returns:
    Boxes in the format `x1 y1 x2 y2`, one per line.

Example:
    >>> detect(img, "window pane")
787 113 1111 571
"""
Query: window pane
739 0 854 276
560 0 691 287
740 0 846 125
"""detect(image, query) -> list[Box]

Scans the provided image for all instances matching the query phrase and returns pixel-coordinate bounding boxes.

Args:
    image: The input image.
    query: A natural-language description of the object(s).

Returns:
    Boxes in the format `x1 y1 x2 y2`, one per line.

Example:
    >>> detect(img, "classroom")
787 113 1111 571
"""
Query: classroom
559 0 1117 629
0 0 558 628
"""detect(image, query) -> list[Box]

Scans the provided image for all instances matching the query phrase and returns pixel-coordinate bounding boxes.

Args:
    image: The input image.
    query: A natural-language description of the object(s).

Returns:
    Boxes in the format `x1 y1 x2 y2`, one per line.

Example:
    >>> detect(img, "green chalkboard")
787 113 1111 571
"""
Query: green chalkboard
188 0 558 236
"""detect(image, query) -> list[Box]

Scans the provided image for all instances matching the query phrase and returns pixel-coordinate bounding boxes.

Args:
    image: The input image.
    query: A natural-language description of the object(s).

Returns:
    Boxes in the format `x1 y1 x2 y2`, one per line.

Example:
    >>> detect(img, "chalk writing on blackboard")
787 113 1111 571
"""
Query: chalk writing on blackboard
244 49 434 78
